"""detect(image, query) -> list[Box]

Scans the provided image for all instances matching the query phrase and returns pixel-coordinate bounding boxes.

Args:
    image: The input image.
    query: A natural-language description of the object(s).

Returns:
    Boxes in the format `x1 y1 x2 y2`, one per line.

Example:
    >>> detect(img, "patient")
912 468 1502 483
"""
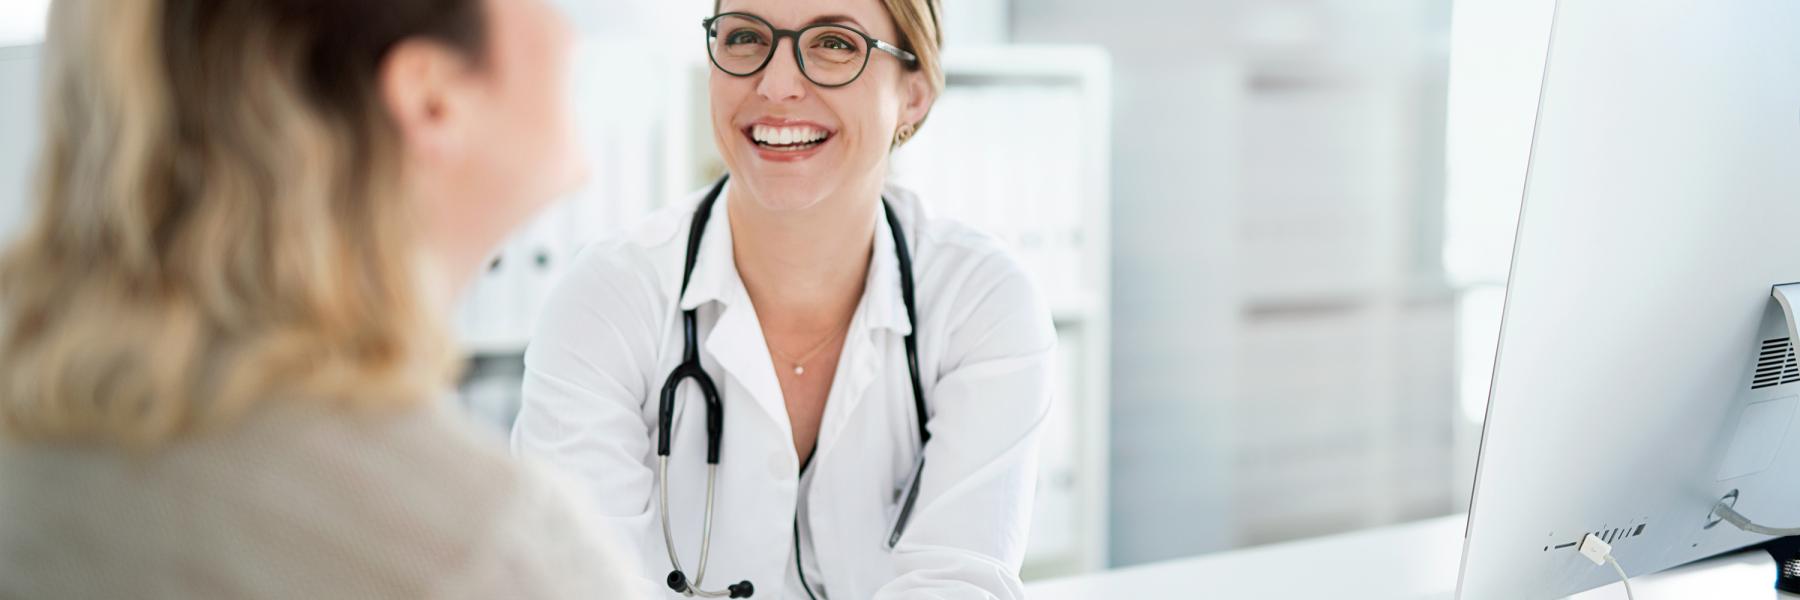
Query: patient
0 0 639 597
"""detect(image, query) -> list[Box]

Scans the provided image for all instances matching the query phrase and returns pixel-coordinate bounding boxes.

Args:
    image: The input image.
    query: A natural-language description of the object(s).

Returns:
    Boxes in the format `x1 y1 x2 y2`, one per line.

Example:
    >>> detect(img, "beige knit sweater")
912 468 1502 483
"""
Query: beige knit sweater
0 400 645 599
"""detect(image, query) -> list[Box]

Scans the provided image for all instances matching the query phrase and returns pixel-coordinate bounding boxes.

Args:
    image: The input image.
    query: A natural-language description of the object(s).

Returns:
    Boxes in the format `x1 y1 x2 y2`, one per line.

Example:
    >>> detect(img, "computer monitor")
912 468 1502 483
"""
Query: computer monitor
1455 1 1800 598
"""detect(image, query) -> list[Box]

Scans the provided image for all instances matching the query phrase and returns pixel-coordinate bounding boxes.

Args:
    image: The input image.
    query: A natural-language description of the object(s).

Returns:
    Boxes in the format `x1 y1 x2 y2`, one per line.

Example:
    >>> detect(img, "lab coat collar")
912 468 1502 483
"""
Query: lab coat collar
675 184 737 313
675 181 916 337
670 182 917 447
668 185 788 441
863 194 915 338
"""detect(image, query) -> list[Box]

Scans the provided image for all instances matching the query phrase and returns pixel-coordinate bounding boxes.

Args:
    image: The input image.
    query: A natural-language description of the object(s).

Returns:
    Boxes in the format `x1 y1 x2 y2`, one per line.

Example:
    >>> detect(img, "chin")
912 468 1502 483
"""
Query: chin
734 171 834 212
718 146 836 209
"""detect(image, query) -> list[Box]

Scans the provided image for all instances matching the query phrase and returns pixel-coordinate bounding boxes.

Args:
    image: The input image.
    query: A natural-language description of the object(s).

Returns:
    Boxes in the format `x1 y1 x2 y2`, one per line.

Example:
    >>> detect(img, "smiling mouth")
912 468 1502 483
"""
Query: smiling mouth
745 123 833 152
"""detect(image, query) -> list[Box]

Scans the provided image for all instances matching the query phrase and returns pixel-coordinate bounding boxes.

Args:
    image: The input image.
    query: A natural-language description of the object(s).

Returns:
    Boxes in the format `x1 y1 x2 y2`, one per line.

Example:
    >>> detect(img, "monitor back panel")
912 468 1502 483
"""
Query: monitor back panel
1457 1 1800 598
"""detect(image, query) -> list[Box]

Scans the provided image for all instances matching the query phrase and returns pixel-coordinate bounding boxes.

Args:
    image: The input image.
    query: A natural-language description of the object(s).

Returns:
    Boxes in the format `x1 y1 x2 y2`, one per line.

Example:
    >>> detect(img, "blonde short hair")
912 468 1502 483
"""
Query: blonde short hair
0 0 487 446
885 0 945 136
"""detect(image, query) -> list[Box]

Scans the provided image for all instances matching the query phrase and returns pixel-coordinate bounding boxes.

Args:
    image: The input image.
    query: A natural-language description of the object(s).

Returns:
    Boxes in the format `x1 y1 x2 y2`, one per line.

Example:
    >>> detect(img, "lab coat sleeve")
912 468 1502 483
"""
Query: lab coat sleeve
874 253 1057 600
509 247 665 592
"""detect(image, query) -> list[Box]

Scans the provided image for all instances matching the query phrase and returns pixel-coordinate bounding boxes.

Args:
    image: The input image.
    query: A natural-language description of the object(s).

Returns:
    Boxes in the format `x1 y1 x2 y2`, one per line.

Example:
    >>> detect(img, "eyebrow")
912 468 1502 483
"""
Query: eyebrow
804 14 866 30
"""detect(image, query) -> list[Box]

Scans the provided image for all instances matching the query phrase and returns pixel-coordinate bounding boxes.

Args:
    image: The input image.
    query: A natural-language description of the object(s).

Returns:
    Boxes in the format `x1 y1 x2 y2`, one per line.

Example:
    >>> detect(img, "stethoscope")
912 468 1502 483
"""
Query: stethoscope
658 175 930 598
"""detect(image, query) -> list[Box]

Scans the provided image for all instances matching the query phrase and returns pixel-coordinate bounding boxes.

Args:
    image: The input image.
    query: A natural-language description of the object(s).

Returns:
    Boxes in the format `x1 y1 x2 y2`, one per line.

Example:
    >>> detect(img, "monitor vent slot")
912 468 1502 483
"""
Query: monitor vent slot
1544 524 1648 552
1753 338 1800 390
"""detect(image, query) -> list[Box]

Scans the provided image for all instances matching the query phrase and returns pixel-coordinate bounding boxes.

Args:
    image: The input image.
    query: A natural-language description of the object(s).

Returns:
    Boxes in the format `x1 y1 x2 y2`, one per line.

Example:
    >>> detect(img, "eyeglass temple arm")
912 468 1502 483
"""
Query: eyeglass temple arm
873 40 917 63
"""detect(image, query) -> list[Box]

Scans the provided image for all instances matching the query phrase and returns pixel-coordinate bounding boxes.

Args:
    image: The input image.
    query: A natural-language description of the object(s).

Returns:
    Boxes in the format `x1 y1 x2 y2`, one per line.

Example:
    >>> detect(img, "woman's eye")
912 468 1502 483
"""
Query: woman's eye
726 30 766 46
817 36 854 51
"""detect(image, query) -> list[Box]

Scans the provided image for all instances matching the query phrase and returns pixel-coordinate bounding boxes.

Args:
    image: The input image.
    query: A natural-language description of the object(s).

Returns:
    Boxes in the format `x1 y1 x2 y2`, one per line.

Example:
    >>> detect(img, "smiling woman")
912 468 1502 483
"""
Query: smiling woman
513 0 1060 598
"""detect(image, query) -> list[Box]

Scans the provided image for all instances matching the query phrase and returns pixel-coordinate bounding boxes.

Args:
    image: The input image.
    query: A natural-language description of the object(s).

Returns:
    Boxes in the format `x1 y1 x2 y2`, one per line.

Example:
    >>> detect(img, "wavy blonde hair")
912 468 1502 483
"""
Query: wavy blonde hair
0 0 487 446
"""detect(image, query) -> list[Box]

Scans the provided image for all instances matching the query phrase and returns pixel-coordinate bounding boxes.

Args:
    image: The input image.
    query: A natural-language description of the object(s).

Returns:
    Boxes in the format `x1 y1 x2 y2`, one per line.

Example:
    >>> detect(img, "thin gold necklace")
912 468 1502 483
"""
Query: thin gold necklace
768 320 851 376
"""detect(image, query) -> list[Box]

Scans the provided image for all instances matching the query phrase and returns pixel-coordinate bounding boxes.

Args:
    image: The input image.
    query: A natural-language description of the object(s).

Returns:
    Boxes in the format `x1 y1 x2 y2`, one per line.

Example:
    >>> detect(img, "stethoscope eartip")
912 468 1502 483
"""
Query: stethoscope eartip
666 570 689 593
729 581 755 598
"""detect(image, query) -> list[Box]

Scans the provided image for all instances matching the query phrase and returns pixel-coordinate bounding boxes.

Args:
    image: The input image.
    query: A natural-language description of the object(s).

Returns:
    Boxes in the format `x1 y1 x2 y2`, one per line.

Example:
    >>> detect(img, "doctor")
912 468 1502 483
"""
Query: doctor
511 0 1054 598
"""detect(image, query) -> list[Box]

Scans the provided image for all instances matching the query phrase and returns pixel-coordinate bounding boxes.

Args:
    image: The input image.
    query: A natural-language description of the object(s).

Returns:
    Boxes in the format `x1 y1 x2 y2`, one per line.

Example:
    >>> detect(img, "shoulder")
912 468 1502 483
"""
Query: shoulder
536 184 724 337
268 400 530 517
556 187 710 306
885 184 1031 292
0 400 555 596
885 184 1010 265
433 447 648 598
288 404 643 598
274 403 640 597
886 185 1056 357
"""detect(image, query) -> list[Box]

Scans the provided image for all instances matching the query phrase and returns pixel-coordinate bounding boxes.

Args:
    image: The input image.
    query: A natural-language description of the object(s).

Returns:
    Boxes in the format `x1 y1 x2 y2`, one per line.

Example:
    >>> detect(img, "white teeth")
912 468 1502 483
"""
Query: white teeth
751 124 828 146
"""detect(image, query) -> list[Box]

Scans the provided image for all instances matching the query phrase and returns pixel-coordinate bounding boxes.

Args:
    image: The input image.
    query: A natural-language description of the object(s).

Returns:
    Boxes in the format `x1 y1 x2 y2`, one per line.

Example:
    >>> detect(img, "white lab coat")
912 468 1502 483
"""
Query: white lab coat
512 183 1055 599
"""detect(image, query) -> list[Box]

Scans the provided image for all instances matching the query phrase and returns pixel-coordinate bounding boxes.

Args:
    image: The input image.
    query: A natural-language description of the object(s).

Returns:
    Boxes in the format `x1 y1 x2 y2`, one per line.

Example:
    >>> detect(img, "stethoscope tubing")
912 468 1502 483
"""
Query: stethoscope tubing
657 174 927 598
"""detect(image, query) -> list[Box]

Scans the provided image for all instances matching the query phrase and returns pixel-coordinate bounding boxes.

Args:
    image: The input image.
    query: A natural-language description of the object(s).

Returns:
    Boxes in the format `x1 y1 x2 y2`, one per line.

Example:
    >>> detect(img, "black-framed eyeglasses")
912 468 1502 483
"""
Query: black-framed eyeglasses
702 12 919 88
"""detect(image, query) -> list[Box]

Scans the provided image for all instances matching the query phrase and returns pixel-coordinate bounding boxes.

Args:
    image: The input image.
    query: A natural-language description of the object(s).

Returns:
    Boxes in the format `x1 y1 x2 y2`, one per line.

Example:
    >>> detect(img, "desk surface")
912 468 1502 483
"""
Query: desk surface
1026 514 1786 599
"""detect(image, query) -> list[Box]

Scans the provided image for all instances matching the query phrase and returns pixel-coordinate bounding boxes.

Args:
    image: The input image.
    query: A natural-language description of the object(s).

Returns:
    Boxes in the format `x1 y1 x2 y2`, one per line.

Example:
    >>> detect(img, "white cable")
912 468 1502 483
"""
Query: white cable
1579 533 1637 600
1713 500 1800 537
1604 554 1637 600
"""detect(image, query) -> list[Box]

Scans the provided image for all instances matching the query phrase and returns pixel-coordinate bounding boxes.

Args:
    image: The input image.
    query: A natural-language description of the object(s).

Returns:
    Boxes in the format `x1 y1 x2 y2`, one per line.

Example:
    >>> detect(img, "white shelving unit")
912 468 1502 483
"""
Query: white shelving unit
1225 54 1457 547
1011 0 1458 564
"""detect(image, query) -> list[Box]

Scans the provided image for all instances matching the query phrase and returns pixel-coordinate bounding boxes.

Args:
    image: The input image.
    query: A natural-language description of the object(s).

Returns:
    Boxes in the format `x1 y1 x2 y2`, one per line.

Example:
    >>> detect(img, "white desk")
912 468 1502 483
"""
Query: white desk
1026 515 1788 599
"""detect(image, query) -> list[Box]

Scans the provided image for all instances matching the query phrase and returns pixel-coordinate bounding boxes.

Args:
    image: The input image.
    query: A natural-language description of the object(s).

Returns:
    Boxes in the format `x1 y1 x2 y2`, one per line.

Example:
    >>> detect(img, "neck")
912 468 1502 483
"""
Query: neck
727 181 880 334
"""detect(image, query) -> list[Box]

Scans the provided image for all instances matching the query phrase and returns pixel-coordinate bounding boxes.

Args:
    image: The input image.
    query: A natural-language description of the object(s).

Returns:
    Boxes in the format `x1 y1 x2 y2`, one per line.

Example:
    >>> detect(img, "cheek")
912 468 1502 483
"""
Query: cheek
708 75 751 130
539 51 578 151
708 75 760 162
503 28 583 196
833 87 901 156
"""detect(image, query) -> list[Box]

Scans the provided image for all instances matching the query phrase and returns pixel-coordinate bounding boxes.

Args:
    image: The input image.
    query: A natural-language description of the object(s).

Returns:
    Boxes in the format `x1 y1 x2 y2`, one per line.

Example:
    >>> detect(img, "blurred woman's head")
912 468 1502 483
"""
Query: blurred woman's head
0 0 578 445
706 0 942 212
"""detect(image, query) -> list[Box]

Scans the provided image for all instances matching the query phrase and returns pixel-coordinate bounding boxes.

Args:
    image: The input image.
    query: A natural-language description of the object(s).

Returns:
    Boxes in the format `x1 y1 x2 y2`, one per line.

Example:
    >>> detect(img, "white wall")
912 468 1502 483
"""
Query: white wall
0 0 49 47
1444 0 1554 290
0 45 40 245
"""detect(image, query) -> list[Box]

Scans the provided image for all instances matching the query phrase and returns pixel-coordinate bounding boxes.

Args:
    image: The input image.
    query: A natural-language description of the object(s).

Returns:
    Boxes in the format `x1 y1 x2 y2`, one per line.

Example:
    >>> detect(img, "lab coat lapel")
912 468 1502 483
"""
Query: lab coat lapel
705 291 793 443
812 197 918 469
678 188 794 442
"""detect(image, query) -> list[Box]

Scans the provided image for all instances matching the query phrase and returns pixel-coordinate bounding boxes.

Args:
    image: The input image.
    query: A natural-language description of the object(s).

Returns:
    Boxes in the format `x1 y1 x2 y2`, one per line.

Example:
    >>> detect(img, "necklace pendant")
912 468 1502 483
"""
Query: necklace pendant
794 365 805 376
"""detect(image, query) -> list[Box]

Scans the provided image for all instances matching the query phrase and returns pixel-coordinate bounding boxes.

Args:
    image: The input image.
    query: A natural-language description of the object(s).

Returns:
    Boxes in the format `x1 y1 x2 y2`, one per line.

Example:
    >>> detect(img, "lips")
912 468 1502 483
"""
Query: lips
741 119 835 160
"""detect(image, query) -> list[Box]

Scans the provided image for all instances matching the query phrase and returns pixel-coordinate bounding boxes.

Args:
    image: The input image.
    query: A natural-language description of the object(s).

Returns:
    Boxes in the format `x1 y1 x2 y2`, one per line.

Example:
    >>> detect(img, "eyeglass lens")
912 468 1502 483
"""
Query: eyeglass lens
708 14 871 86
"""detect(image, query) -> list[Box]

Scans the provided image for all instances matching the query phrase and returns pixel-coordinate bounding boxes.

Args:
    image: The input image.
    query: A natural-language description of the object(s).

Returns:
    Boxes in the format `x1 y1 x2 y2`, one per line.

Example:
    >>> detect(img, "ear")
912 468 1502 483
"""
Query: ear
897 69 936 129
378 39 479 165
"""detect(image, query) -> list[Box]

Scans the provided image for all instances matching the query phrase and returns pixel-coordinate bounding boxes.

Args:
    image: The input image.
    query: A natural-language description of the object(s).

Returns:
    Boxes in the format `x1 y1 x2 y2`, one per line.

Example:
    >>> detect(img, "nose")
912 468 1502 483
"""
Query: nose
755 37 807 103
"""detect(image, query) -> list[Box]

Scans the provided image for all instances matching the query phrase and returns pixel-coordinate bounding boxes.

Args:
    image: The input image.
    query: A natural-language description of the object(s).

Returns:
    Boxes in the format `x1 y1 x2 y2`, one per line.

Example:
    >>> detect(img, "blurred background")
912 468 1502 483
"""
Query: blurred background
0 0 1556 582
